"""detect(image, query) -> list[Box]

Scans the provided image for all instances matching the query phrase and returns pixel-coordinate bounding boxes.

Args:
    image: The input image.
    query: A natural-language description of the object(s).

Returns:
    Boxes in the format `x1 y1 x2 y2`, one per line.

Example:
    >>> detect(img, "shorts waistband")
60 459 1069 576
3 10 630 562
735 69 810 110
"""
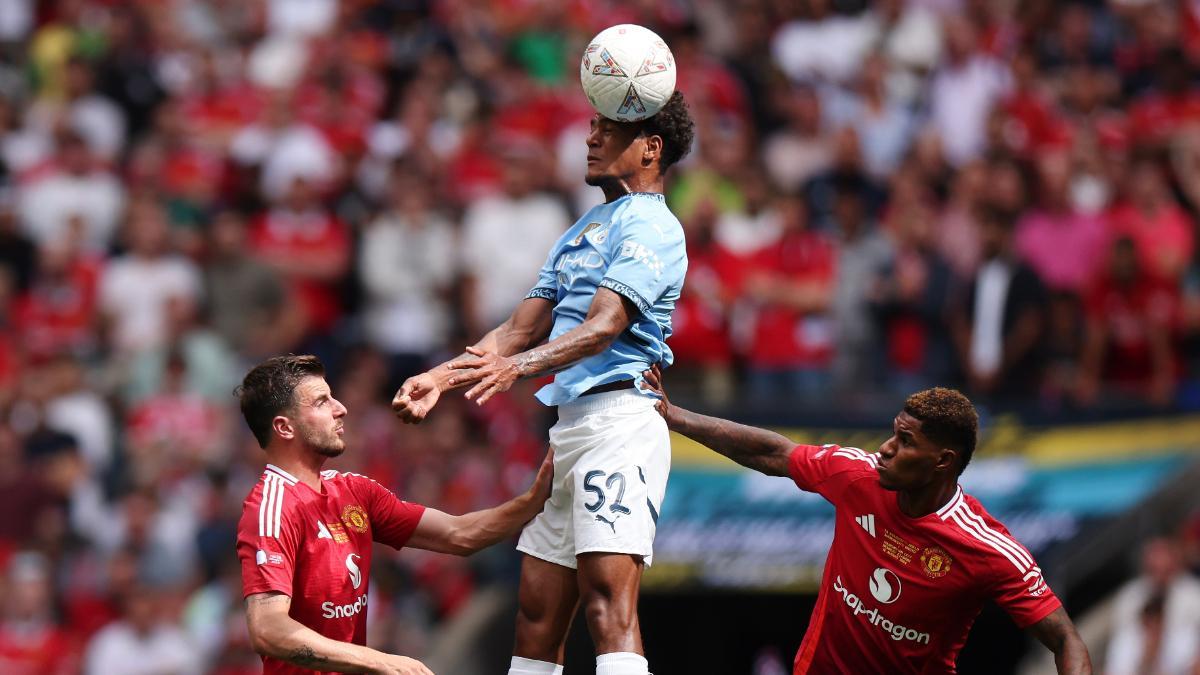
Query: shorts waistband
557 388 651 420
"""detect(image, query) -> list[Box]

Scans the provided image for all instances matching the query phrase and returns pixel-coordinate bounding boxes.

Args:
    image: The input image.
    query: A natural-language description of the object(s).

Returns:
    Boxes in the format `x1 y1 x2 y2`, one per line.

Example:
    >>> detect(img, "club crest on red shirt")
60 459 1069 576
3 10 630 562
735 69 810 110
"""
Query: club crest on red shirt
342 505 369 533
920 546 953 579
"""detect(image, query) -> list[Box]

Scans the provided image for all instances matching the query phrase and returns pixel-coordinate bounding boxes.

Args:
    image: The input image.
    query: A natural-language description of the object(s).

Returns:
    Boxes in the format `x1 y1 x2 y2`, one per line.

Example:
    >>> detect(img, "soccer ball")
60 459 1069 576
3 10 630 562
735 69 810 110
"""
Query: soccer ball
579 24 676 122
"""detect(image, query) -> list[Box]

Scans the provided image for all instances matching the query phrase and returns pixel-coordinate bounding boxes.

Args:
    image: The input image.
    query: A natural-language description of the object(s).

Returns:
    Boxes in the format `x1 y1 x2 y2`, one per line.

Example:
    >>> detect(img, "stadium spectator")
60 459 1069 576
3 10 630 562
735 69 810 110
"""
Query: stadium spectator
1015 152 1109 295
0 551 79 675
1106 156 1194 284
83 582 199 675
928 13 1012 167
16 130 124 253
743 194 836 402
98 198 203 355
359 167 459 376
460 139 569 336
1078 237 1178 407
248 175 350 340
950 207 1047 402
829 179 892 389
1105 538 1200 675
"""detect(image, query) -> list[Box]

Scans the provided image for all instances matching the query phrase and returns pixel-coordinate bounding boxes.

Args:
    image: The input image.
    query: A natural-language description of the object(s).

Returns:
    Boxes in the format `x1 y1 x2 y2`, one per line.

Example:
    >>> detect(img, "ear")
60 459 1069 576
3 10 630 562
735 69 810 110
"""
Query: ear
935 448 957 474
641 134 663 168
272 415 295 442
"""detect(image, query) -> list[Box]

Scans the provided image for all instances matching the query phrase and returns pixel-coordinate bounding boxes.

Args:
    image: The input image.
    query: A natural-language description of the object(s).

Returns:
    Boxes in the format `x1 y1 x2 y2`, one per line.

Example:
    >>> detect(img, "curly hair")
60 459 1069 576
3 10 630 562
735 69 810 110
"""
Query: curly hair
637 90 695 174
236 355 326 449
903 388 978 475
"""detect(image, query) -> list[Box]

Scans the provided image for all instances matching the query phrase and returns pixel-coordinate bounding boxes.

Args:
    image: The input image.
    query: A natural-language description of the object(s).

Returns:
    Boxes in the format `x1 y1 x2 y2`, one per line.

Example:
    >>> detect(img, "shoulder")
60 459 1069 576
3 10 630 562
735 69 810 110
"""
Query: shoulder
937 489 1044 582
240 466 301 537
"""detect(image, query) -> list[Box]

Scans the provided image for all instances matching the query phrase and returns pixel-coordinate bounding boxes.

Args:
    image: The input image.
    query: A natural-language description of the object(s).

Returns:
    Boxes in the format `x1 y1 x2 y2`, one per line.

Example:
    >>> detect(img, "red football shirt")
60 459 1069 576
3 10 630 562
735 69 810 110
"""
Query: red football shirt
788 445 1060 674
237 465 426 675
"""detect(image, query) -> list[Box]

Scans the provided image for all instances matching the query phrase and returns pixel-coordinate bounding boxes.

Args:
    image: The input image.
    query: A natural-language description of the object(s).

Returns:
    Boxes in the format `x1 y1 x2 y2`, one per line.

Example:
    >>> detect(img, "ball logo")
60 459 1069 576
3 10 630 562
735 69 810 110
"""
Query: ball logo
869 567 902 604
346 553 362 590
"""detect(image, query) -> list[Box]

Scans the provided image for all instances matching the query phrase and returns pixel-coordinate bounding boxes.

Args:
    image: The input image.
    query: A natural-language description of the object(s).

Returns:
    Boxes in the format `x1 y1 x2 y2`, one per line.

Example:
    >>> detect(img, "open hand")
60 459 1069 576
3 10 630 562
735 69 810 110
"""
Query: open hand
373 655 434 675
392 372 442 424
527 448 555 507
447 346 521 405
640 364 671 420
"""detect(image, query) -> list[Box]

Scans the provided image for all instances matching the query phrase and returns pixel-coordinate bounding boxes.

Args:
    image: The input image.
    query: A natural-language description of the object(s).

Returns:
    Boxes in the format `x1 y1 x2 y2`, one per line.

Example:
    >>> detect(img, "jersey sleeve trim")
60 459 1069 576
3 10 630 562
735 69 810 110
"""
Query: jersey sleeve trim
259 474 288 538
241 580 294 599
598 277 651 314
1013 598 1062 629
941 495 1049 597
526 287 556 302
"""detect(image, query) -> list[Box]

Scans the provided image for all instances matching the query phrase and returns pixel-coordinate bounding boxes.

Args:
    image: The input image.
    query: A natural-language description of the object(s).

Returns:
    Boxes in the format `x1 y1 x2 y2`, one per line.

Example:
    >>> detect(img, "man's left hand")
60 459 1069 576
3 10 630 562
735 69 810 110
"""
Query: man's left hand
447 346 521 404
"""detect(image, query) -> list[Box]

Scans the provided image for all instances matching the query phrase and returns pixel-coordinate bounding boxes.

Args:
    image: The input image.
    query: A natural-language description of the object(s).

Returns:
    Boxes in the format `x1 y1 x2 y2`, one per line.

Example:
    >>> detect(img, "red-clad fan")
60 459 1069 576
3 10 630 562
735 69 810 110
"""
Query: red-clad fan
236 355 552 674
642 369 1092 675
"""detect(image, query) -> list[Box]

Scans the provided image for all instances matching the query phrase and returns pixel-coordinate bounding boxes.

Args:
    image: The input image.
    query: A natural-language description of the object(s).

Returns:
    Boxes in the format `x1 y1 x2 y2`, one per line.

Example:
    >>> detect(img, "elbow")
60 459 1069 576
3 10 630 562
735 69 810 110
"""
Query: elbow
445 531 478 557
246 624 278 658
588 322 623 353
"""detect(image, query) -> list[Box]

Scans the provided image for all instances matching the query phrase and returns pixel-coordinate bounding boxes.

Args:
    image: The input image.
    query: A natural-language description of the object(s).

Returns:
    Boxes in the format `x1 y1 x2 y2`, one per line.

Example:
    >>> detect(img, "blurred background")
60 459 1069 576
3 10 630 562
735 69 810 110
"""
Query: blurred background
1 0 1200 673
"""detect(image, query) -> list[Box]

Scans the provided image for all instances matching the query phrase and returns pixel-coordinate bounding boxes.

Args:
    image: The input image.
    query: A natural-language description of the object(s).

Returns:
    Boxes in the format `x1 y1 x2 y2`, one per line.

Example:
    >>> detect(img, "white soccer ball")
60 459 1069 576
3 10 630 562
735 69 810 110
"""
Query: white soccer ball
579 24 676 123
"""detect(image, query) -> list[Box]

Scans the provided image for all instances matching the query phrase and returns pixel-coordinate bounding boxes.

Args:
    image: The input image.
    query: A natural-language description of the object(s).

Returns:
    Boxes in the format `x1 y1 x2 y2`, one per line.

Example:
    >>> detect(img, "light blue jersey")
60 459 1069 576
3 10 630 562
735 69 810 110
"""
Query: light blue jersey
525 192 687 406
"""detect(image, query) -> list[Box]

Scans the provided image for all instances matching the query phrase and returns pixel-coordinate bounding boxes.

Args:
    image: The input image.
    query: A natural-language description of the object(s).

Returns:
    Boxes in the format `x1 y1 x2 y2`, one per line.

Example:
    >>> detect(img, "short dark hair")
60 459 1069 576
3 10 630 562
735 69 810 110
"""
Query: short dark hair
638 90 695 174
237 355 326 449
903 388 978 475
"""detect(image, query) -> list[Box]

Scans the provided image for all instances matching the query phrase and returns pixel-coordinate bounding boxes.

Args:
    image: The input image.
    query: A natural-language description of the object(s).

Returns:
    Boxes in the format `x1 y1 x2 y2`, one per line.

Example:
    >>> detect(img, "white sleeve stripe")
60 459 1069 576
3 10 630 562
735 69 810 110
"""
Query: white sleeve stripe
258 478 268 536
272 476 285 538
955 503 1034 567
832 451 878 467
948 510 1028 573
259 475 275 537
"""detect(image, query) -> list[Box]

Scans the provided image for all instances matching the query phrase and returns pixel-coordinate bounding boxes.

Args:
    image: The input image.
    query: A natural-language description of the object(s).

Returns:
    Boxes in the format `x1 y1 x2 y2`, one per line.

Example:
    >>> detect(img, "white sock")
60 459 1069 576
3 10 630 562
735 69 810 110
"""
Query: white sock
596 651 649 675
508 656 563 674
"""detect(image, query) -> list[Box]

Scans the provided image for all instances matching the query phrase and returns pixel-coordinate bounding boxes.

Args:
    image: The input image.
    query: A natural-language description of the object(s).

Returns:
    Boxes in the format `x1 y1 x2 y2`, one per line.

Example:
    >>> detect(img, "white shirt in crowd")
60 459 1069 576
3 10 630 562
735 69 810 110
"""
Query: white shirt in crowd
18 169 126 252
85 620 200 675
461 192 569 329
360 210 459 355
99 255 203 354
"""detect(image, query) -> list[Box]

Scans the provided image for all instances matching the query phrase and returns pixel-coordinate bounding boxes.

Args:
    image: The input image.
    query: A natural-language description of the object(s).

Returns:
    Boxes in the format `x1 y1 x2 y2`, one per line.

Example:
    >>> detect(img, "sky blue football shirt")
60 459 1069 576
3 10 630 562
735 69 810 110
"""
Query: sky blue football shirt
525 192 687 406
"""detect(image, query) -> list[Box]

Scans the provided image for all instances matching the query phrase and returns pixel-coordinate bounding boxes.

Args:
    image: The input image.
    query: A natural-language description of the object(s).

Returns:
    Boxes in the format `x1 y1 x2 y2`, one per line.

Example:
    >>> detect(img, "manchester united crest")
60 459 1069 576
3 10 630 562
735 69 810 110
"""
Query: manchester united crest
342 505 369 533
920 546 953 579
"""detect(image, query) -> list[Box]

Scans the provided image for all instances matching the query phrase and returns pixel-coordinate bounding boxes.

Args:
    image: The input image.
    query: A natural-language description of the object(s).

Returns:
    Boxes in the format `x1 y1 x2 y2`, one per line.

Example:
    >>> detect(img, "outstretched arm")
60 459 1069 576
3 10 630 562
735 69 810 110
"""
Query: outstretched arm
1027 607 1092 675
406 450 554 555
642 367 795 477
393 297 556 423
445 287 637 404
245 593 432 674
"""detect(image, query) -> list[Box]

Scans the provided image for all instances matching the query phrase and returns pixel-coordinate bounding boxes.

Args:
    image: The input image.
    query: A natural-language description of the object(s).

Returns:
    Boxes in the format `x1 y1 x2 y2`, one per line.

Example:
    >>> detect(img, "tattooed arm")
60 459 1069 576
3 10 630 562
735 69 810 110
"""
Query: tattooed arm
244 593 433 674
393 296 559 422
1027 607 1092 675
439 287 637 405
641 367 795 477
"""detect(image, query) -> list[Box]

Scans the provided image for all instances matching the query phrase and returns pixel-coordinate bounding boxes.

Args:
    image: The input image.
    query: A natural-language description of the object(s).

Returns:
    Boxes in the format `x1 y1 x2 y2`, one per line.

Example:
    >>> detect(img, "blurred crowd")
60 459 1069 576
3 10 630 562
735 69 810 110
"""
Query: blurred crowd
0 0 1198 673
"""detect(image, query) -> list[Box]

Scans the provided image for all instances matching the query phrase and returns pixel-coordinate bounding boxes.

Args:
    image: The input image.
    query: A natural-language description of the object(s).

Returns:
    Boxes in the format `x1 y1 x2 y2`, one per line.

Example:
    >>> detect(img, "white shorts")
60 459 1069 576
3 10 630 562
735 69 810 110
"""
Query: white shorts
517 390 671 569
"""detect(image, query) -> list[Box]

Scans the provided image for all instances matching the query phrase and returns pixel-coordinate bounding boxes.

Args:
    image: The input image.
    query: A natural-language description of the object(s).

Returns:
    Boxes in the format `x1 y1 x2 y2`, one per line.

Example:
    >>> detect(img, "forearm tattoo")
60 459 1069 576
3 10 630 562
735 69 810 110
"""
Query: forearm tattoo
674 408 793 477
515 326 610 379
288 646 328 666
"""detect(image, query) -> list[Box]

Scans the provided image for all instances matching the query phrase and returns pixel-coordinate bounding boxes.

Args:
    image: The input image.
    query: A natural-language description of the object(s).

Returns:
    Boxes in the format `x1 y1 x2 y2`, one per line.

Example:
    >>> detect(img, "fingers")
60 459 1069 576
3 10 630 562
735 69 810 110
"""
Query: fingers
446 357 489 371
475 383 502 405
463 377 493 401
465 345 486 356
447 369 488 388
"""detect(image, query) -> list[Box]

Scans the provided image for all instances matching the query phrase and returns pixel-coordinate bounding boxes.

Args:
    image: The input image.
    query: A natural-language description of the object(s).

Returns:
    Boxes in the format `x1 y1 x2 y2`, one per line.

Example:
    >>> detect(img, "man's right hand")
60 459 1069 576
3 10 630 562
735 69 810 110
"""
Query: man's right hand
392 372 443 424
640 364 673 426
373 655 434 675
